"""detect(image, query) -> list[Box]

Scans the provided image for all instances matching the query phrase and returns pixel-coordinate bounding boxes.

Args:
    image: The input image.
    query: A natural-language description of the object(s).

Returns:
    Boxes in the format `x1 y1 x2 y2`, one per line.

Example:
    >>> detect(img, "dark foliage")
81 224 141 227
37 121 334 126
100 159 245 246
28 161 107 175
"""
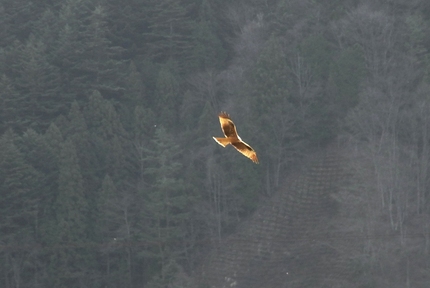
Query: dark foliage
1 0 430 287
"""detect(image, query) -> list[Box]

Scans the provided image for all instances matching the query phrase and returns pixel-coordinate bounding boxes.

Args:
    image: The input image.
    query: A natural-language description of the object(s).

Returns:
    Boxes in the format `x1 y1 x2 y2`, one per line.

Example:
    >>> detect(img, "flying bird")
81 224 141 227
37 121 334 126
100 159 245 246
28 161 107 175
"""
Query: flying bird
213 112 259 163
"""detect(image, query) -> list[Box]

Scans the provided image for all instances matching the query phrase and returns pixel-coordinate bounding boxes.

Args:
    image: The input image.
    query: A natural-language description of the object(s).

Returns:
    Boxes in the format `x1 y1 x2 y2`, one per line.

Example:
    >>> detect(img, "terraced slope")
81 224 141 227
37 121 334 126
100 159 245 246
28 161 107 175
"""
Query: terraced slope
198 147 352 288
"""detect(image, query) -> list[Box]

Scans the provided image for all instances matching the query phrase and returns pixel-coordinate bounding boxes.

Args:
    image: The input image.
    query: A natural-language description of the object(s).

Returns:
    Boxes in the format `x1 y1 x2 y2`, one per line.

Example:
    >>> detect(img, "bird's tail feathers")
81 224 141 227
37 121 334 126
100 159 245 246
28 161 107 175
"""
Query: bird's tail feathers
213 137 231 147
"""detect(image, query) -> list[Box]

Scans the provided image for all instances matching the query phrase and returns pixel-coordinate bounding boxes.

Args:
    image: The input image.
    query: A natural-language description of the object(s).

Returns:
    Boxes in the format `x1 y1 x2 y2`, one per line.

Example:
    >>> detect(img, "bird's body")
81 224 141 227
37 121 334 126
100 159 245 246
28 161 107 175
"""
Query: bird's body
213 112 259 163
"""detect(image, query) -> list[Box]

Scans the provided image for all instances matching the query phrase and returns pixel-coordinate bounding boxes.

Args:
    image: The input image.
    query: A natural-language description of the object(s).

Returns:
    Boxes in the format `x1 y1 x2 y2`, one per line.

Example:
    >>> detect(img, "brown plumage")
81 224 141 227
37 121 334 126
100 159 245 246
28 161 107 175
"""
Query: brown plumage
213 112 259 164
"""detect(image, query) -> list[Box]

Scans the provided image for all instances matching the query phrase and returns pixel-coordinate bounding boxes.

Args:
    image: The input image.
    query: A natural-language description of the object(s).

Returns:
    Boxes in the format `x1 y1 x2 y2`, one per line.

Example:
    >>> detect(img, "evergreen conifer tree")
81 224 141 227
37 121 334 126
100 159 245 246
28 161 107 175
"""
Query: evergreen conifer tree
49 138 92 287
0 129 40 287
55 1 125 101
0 74 19 133
44 122 64 165
246 35 297 191
144 0 194 70
66 101 95 189
13 34 63 132
120 61 146 130
189 0 226 70
97 174 133 287
0 130 39 243
154 63 180 129
85 90 130 183
140 126 194 284
20 128 58 224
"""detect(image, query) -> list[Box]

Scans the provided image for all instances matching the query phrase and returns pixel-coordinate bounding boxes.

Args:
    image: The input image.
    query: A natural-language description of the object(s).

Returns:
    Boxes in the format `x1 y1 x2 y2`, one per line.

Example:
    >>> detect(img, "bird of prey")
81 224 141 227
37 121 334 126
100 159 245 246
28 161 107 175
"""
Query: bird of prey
213 112 259 163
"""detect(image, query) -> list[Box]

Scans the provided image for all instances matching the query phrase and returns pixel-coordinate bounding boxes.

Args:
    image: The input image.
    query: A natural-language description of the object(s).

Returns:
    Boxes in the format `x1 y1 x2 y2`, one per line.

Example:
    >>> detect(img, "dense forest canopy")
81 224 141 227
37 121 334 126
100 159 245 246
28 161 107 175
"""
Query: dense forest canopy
1 0 430 287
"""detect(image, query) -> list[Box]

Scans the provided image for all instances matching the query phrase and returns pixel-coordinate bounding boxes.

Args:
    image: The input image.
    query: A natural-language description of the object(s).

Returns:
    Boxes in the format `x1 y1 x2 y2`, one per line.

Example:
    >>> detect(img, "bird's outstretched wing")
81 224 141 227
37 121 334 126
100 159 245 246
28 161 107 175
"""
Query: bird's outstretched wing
213 111 259 164
218 112 238 138
231 141 259 163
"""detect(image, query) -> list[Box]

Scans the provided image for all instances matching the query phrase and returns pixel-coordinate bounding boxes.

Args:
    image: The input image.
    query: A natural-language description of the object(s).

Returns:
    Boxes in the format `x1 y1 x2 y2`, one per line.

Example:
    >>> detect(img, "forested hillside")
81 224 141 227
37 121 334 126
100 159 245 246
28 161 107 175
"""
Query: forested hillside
1 0 430 287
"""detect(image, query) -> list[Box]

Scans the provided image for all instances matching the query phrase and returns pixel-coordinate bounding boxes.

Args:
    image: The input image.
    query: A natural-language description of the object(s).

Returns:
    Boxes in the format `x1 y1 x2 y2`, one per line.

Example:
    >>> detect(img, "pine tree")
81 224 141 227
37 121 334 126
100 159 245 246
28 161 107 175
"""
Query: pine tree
120 61 146 130
21 128 56 178
249 35 290 115
189 0 226 70
246 35 297 191
53 16 83 101
144 0 194 70
154 63 180 129
0 0 42 46
140 126 194 284
133 105 156 185
84 90 105 131
85 90 130 183
55 138 88 241
0 130 40 287
0 129 39 242
32 8 60 52
98 174 117 240
66 100 96 191
54 0 125 102
20 129 58 224
7 34 64 132
66 99 106 248
80 4 126 98
97 174 134 288
49 138 92 287
133 105 156 141
98 174 117 286
104 0 147 53
44 122 64 164
126 61 145 105
39 122 63 258
0 74 19 134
